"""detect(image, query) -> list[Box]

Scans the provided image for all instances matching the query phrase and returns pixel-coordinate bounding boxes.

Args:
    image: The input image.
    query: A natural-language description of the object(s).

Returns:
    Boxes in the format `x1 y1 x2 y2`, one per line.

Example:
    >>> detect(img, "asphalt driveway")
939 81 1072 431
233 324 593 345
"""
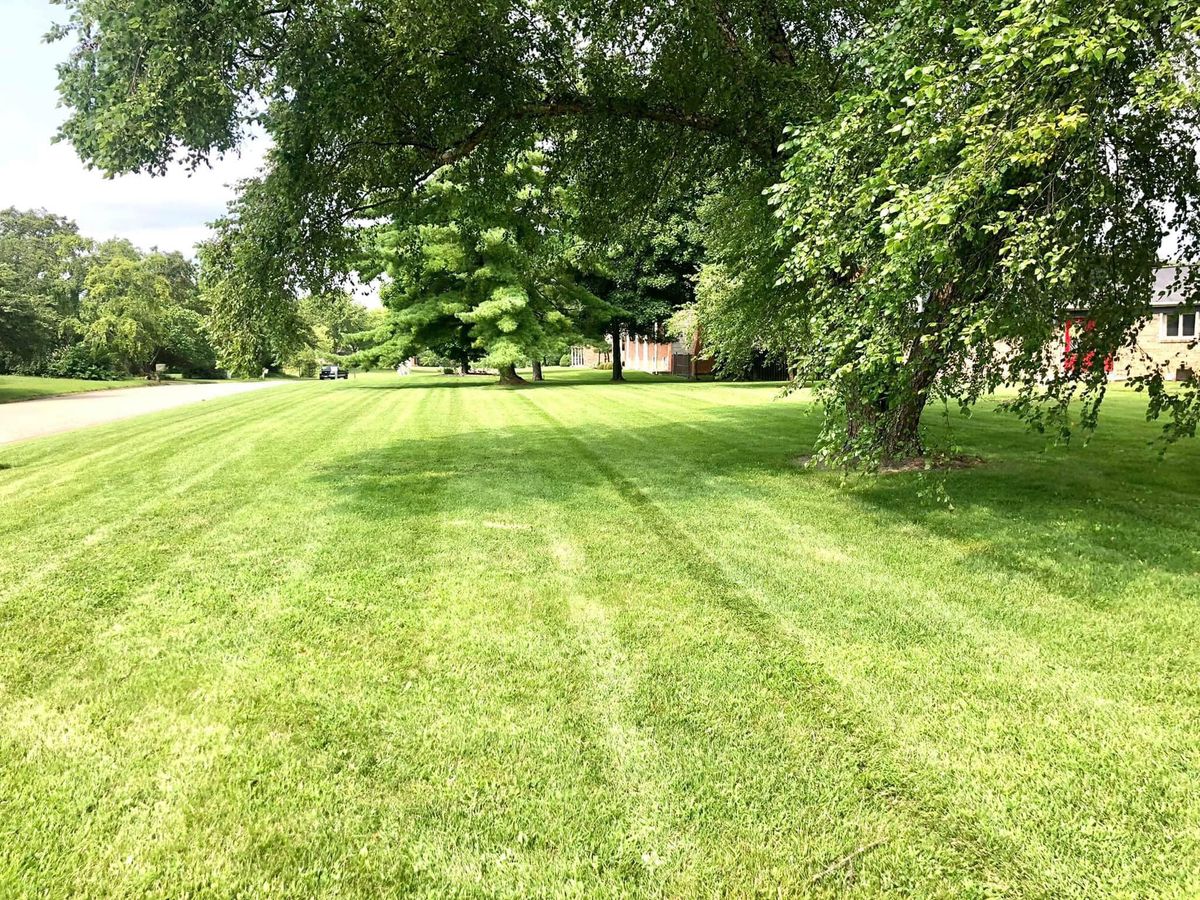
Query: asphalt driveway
0 380 288 445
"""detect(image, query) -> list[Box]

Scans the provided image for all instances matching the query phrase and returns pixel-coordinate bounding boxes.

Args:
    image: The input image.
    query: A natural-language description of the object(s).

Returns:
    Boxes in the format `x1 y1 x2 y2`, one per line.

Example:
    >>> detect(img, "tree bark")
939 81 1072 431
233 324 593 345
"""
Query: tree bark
497 364 525 385
611 324 624 382
459 356 470 375
844 284 955 462
882 395 927 459
842 381 927 463
531 359 544 381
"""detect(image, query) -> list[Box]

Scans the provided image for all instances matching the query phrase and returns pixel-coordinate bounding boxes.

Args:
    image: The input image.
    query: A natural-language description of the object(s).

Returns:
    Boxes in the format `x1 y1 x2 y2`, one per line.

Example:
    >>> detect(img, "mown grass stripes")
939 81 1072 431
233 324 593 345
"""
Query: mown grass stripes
0 369 1197 897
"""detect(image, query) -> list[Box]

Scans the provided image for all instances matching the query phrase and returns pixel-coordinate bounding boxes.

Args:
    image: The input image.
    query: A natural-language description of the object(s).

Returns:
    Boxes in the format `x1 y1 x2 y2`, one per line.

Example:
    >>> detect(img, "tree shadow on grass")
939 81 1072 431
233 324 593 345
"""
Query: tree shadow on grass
345 377 508 391
349 379 612 393
847 407 1200 605
342 372 764 392
686 380 791 390
307 395 1200 605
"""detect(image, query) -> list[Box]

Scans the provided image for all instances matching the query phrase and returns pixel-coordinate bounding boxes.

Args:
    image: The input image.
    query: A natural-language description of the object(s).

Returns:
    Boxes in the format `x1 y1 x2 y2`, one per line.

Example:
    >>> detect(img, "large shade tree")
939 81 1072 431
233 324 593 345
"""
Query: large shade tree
49 0 844 358
69 254 170 373
51 0 1200 463
197 188 312 375
763 0 1200 465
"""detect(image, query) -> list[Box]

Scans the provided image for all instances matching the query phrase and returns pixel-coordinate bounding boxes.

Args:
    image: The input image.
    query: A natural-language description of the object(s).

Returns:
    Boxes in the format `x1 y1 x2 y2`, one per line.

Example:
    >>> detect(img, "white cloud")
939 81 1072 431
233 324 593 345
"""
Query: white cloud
2 140 268 254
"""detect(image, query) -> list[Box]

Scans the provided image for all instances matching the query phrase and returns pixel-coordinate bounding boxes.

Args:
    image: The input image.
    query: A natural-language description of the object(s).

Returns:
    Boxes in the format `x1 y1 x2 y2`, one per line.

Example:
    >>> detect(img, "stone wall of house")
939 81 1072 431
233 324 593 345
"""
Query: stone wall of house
1112 313 1200 381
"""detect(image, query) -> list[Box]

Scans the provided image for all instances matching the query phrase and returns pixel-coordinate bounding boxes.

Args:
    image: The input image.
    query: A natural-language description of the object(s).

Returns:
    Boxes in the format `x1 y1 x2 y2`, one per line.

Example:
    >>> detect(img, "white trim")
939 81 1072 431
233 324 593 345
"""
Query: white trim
1160 311 1198 342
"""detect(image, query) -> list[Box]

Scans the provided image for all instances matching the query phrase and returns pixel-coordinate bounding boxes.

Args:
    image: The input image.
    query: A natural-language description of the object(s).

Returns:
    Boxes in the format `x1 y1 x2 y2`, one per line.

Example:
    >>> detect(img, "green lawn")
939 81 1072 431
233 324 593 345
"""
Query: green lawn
0 374 139 403
0 370 1197 897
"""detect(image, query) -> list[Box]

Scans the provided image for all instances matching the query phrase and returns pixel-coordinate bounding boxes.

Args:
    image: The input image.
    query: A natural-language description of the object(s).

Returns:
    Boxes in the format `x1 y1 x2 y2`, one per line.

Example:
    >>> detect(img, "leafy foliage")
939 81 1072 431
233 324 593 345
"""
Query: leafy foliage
49 0 841 349
0 209 220 378
48 0 1200 461
0 263 57 365
64 243 219 376
198 185 313 375
70 254 170 373
298 291 375 356
586 186 705 337
764 0 1200 465
0 208 89 366
355 155 613 382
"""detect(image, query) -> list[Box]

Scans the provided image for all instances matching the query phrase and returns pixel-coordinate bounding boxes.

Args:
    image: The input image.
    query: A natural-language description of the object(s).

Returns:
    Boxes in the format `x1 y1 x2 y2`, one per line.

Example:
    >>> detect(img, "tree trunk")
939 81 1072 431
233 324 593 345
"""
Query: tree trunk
844 346 942 463
459 325 472 375
611 324 624 382
879 393 927 460
688 323 703 381
497 364 525 385
531 359 544 381
841 381 927 463
844 284 955 463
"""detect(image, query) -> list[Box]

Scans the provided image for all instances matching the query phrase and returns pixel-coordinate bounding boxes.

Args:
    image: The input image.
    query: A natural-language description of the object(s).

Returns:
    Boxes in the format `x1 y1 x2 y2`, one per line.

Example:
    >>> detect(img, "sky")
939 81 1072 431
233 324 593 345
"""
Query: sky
0 0 267 256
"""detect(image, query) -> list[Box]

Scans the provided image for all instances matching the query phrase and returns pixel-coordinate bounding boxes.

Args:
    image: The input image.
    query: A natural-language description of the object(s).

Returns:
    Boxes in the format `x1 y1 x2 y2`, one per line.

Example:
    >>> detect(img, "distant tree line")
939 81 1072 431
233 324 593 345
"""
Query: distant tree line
0 207 379 379
0 207 218 379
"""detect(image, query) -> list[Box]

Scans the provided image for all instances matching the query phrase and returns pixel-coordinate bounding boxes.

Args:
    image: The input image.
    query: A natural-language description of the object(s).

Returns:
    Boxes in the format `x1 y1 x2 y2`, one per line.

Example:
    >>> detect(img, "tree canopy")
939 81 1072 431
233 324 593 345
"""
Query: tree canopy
353 153 612 382
66 243 220 376
51 0 832 296
50 0 1200 463
764 0 1200 463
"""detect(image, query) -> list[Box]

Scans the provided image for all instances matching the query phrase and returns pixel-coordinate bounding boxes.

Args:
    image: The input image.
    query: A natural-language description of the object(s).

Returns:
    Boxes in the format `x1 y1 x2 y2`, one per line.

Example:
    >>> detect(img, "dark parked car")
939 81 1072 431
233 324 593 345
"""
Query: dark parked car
319 365 349 380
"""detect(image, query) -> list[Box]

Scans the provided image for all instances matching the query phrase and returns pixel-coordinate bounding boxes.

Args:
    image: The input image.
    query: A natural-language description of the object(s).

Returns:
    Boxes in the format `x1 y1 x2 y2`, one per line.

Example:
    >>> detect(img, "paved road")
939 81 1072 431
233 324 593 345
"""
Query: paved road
0 380 288 445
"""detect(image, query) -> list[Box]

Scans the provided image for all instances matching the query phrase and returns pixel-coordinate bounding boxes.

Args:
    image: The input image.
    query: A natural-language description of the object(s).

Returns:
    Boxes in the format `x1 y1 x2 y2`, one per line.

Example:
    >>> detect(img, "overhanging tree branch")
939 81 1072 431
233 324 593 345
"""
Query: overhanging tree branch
358 91 771 174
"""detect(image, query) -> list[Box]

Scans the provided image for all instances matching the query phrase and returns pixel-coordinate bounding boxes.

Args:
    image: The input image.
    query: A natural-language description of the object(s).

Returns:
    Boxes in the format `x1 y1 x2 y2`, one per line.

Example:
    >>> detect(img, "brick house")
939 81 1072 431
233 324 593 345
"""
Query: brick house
571 328 704 375
1110 265 1198 381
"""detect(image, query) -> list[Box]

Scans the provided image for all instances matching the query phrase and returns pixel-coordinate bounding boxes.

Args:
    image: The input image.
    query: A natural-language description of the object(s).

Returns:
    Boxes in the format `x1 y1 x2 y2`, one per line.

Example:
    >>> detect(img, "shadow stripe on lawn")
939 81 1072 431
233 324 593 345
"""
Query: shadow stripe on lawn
513 388 1011 889
182 385 638 894
526 383 1200 896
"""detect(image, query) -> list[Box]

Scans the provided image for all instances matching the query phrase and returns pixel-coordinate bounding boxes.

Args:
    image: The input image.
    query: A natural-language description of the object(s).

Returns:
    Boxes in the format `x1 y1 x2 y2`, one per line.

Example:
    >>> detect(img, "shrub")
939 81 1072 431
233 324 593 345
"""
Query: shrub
559 354 571 367
45 344 121 380
419 351 461 369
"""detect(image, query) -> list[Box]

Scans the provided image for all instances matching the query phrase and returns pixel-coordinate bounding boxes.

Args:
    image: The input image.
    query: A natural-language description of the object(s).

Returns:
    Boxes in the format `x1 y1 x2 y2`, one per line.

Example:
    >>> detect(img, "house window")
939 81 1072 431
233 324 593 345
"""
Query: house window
1162 312 1197 341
